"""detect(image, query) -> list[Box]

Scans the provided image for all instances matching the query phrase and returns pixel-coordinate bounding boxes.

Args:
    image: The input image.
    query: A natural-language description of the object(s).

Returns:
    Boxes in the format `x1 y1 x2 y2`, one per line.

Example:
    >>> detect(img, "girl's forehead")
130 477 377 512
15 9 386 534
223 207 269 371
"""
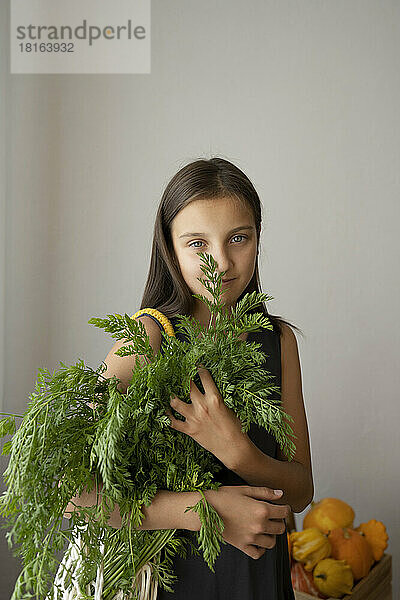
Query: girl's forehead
171 196 253 232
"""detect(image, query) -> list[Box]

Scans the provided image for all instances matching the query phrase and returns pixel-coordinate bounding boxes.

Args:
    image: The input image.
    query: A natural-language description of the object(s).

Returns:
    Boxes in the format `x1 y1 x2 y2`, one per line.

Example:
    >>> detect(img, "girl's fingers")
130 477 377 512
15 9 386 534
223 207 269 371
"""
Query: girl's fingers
165 408 174 426
166 408 185 432
188 378 205 402
170 395 190 417
196 367 222 404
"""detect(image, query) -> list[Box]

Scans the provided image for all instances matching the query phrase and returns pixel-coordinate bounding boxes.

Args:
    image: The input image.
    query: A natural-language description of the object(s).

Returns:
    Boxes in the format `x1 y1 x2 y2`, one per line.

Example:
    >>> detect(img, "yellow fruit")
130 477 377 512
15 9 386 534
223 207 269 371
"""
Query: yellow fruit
303 498 355 535
355 519 389 562
313 558 354 598
289 527 331 571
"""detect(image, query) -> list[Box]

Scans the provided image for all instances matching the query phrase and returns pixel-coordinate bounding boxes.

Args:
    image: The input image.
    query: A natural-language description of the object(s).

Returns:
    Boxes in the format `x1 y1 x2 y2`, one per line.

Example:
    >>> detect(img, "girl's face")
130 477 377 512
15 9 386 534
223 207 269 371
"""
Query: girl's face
170 196 259 325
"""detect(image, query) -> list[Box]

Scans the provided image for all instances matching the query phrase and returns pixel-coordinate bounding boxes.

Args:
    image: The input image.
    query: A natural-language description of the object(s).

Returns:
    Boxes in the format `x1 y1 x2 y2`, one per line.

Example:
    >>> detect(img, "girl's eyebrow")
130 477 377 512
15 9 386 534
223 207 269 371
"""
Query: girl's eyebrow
179 225 255 239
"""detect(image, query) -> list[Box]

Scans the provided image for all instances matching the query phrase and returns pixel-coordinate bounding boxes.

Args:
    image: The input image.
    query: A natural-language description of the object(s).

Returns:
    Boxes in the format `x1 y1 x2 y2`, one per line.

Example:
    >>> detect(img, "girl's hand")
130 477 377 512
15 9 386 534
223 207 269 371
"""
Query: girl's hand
202 485 290 559
165 366 248 466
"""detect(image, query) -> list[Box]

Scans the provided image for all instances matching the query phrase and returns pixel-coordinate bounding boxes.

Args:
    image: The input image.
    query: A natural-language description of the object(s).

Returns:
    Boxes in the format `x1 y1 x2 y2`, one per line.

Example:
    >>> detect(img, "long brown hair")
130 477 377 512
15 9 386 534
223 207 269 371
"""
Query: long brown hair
140 157 303 337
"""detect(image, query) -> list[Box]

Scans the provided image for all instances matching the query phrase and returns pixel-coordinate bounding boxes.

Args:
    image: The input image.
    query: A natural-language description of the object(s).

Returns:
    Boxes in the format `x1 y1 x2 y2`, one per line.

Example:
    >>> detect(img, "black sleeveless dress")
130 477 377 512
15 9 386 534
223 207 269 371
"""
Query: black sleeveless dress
144 313 295 600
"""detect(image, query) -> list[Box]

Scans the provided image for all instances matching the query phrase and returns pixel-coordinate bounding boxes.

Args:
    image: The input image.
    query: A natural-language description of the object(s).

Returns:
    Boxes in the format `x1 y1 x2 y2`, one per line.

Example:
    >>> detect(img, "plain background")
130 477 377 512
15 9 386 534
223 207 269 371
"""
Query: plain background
1 1 399 598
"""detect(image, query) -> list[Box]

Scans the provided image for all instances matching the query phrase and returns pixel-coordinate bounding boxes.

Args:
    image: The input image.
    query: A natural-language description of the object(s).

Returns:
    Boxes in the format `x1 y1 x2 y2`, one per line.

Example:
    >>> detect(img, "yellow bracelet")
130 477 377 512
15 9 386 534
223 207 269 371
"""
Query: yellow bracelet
131 308 175 338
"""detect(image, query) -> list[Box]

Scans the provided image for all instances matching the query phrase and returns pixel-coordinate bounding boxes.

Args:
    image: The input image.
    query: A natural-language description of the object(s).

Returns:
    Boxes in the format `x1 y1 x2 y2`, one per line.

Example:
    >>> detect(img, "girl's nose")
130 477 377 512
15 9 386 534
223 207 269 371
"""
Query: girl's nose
214 255 233 275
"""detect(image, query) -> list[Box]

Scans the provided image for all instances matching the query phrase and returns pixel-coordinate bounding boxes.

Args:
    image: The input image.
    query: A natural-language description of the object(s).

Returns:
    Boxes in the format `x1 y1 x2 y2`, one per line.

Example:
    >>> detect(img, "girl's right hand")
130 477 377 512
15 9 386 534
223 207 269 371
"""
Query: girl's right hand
204 485 290 560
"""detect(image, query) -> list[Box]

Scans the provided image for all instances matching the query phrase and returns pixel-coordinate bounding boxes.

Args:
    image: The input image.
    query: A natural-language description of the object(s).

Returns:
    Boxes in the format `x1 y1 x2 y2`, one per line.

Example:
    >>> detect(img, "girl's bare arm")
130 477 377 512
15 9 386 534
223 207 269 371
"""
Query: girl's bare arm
64 482 201 531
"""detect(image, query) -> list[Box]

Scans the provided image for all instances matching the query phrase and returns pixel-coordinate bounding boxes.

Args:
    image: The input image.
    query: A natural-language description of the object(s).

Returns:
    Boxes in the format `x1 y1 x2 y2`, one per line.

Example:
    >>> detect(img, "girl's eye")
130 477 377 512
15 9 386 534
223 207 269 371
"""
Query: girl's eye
188 235 247 249
231 234 247 243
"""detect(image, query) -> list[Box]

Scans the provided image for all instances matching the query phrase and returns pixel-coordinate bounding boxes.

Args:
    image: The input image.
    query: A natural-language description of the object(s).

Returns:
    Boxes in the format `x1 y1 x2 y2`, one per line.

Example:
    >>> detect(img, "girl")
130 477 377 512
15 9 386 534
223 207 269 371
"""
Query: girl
137 157 312 599
67 156 313 599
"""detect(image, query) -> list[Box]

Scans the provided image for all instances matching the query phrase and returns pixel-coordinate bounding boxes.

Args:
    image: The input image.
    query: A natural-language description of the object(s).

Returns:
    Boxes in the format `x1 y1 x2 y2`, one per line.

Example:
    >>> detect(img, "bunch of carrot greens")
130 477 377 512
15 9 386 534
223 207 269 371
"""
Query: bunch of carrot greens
0 252 296 600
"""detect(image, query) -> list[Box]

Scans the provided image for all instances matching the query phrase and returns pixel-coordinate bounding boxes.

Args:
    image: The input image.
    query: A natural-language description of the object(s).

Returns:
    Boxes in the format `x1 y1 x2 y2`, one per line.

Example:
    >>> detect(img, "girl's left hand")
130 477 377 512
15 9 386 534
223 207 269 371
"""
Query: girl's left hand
165 366 248 467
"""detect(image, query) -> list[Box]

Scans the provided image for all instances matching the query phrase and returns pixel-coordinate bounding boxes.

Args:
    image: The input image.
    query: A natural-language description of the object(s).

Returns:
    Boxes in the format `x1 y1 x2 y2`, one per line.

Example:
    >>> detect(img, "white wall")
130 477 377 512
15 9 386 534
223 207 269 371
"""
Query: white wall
1 0 24 594
0 0 7 414
1 1 399 597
